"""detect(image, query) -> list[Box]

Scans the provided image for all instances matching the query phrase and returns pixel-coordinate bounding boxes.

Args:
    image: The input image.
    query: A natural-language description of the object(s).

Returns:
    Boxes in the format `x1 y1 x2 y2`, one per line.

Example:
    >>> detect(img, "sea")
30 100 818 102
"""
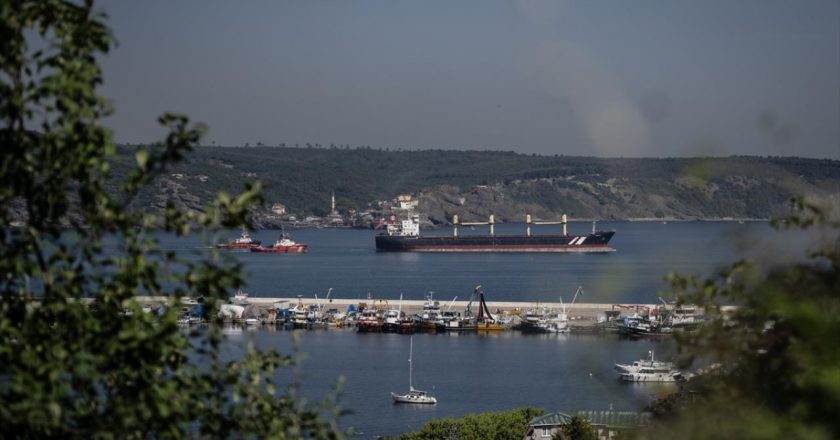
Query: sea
163 221 817 437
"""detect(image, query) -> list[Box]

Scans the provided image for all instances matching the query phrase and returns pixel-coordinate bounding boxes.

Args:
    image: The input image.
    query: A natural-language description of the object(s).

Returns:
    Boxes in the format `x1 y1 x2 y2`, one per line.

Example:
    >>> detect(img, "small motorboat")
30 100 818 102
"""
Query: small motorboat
391 336 437 404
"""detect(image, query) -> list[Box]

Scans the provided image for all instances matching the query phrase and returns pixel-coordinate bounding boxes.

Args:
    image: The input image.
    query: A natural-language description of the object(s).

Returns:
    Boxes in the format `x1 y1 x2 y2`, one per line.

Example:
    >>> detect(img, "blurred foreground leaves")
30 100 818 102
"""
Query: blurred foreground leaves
394 407 544 440
0 1 343 438
651 197 840 439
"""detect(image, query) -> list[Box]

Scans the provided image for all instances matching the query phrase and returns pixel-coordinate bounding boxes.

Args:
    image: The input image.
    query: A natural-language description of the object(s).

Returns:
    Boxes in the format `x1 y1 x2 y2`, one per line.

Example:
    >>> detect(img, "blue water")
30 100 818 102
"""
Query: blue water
220 328 678 438
160 221 818 437
160 221 805 304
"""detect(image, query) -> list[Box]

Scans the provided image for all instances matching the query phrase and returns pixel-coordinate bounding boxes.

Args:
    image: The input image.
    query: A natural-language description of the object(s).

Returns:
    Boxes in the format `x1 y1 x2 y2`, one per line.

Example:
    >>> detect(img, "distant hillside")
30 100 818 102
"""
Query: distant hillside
109 146 840 226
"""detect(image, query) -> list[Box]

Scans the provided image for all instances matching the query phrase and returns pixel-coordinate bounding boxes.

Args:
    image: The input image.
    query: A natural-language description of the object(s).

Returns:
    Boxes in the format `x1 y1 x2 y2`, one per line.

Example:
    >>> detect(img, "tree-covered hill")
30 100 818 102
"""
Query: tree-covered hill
109 146 840 225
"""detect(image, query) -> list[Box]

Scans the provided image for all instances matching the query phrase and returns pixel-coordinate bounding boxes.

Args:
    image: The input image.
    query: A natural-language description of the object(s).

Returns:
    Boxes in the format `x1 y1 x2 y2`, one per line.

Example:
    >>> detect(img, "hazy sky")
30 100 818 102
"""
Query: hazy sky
99 0 839 158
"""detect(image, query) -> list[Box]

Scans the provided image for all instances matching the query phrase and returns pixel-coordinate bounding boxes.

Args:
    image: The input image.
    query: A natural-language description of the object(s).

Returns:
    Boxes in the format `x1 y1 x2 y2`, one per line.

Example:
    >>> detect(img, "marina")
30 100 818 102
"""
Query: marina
215 324 680 437
137 292 708 337
118 221 805 437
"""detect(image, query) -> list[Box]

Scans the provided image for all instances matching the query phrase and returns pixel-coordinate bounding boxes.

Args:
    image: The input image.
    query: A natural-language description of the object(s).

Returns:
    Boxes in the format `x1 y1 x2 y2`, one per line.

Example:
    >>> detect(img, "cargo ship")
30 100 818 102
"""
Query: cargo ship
375 214 614 253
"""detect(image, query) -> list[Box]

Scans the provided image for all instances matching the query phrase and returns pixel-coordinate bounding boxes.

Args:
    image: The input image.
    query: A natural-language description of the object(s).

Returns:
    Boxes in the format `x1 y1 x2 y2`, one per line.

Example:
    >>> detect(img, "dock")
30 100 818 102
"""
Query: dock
134 296 663 328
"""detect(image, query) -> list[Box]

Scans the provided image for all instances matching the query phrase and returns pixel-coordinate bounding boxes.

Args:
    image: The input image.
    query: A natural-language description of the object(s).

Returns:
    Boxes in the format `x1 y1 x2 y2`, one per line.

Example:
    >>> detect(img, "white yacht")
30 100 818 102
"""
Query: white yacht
615 350 673 374
617 351 684 382
391 336 437 404
620 366 684 382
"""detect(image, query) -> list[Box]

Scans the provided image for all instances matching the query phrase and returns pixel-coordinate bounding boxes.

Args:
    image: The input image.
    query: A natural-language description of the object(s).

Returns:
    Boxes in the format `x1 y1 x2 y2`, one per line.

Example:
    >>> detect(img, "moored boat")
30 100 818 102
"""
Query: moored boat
619 366 684 382
356 308 384 332
468 287 506 331
617 351 684 382
391 336 437 404
615 350 673 374
414 292 441 332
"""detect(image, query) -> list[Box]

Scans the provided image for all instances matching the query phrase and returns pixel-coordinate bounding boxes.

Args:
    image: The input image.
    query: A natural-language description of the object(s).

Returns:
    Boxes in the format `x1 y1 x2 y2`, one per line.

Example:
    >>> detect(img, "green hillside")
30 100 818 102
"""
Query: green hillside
109 146 840 225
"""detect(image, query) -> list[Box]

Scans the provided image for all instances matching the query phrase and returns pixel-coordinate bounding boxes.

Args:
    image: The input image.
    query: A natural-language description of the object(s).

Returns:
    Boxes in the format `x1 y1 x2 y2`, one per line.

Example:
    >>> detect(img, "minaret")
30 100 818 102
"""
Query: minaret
331 191 336 214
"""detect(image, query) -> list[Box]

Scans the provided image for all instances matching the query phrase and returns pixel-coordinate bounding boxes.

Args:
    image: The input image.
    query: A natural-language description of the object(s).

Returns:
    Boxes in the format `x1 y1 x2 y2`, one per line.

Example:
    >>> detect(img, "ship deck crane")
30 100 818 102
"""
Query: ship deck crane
464 285 481 318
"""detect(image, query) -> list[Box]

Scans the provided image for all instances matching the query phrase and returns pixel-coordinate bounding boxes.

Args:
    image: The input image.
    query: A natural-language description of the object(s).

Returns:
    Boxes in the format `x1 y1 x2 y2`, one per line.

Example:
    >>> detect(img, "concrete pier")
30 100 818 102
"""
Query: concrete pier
135 296 660 324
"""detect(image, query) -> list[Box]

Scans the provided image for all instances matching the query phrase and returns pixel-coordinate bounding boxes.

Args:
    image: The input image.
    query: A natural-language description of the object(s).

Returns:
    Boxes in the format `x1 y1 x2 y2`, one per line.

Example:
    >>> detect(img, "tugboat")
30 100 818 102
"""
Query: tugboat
391 336 437 404
216 228 261 249
251 227 307 254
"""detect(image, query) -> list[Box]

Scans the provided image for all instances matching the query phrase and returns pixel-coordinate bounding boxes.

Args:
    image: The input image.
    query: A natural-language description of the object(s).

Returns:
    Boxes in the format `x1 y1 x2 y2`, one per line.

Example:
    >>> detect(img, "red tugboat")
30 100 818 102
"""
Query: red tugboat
250 231 308 254
216 229 261 249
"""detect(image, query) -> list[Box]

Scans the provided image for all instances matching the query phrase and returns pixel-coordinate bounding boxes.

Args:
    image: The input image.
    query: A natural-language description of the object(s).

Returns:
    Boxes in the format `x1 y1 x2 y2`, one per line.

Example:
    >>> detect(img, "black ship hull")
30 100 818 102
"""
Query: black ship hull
375 231 615 253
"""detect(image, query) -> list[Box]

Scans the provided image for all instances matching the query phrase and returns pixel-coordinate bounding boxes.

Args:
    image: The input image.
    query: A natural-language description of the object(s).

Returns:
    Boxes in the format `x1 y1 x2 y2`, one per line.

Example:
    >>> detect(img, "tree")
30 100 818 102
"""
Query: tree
554 416 598 440
0 1 343 438
397 407 544 440
648 198 840 439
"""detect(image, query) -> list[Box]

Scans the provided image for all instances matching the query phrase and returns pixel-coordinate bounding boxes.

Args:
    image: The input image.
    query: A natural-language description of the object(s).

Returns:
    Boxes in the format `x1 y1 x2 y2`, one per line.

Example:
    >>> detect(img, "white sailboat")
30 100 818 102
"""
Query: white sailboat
391 336 437 404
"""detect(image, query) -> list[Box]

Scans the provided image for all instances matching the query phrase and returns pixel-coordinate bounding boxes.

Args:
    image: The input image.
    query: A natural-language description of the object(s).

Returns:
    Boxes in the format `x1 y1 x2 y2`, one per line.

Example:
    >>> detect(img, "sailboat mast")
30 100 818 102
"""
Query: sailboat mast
409 336 413 390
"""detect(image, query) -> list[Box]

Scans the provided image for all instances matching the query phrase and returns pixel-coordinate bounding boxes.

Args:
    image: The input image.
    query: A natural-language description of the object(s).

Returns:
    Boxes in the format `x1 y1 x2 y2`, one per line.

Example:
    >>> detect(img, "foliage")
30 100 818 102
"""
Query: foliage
553 415 598 440
394 407 544 440
648 197 840 439
0 1 342 438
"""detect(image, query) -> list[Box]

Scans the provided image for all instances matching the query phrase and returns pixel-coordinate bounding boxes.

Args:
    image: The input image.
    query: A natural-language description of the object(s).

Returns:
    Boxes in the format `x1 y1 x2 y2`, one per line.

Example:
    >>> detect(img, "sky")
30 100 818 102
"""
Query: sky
99 0 840 159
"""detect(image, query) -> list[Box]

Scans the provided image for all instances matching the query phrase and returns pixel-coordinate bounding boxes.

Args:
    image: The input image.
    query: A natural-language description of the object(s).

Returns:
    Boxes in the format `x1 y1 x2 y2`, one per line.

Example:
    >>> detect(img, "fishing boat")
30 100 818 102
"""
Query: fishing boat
436 309 465 331
545 286 583 333
383 309 404 332
414 292 441 332
289 298 310 329
391 336 437 404
216 228 261 249
517 305 550 333
471 287 506 331
435 296 466 331
383 293 407 333
616 313 672 337
356 308 384 332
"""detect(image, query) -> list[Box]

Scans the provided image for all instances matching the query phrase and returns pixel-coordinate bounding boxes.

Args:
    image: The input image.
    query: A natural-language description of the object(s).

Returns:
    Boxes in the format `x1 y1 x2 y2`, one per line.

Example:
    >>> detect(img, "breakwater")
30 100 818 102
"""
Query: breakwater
134 296 665 327
136 296 651 315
